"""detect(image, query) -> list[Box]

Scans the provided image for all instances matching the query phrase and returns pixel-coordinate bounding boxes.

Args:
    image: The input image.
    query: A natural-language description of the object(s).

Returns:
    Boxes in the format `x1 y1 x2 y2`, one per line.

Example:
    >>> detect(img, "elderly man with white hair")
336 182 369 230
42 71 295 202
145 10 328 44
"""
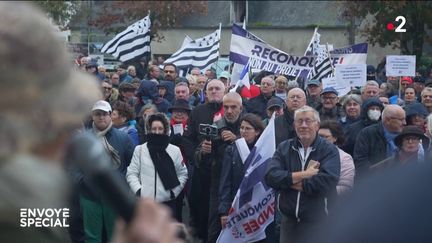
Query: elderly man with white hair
266 105 340 243
244 76 276 119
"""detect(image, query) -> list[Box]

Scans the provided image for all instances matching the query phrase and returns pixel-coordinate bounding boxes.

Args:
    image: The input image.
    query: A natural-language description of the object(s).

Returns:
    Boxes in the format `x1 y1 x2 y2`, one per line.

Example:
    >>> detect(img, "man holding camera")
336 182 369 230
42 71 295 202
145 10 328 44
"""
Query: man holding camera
183 81 243 242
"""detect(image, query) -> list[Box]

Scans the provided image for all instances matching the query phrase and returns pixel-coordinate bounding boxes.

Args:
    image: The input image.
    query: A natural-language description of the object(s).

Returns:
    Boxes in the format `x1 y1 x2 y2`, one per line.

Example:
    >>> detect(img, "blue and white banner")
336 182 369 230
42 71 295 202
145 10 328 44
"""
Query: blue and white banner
217 115 276 243
329 43 368 66
230 24 315 77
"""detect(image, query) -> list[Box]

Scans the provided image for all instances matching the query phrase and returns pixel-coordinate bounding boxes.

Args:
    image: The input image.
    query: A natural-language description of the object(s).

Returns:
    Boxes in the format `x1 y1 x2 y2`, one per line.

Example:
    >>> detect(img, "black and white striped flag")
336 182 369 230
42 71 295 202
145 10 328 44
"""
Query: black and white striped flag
303 28 333 80
164 26 221 70
309 44 333 80
101 15 151 63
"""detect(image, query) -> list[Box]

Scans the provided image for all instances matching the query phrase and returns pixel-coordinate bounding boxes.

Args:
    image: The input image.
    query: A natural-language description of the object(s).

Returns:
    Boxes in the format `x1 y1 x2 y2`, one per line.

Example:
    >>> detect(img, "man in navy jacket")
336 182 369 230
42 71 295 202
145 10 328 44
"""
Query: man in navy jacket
265 105 340 243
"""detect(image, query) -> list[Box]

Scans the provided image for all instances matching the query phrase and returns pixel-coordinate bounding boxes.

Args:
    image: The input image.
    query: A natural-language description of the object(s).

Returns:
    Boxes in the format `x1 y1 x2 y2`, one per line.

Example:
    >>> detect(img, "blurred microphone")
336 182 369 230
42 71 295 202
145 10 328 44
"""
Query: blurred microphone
65 131 137 223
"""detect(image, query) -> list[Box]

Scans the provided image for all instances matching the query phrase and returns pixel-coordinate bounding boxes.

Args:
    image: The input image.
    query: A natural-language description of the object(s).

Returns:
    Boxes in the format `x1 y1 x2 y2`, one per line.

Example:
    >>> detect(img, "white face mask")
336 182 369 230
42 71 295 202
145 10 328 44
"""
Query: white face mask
367 109 381 121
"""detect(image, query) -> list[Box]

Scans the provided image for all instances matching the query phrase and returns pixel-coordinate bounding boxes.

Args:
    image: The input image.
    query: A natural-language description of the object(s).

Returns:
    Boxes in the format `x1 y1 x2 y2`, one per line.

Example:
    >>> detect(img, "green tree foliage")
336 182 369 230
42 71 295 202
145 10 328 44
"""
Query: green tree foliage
341 1 432 62
34 1 80 30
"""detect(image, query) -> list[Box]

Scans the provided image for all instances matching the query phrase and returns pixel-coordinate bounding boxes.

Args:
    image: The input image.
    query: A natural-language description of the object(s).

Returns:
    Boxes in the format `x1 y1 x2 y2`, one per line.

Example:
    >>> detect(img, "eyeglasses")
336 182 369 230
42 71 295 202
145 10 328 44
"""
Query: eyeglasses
288 95 303 100
389 117 405 122
403 136 420 142
294 119 316 126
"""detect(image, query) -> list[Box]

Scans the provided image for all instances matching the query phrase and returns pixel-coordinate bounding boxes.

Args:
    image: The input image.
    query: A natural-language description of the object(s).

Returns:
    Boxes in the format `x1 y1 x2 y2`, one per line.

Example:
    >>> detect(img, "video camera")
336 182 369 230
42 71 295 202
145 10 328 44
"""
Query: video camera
199 124 218 140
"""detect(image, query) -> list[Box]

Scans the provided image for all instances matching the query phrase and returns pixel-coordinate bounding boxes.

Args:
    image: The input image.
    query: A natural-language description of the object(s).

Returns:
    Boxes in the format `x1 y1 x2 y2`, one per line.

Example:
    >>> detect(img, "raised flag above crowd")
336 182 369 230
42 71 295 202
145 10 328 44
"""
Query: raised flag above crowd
304 27 320 56
163 25 221 71
230 23 315 77
309 44 334 81
217 114 276 243
101 14 151 63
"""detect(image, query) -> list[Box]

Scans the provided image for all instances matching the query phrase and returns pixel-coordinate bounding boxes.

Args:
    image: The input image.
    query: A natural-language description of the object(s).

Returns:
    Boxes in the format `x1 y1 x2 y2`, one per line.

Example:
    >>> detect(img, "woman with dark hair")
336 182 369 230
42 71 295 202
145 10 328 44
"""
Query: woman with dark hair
126 113 188 222
319 120 355 194
404 85 417 106
112 100 139 146
218 113 265 230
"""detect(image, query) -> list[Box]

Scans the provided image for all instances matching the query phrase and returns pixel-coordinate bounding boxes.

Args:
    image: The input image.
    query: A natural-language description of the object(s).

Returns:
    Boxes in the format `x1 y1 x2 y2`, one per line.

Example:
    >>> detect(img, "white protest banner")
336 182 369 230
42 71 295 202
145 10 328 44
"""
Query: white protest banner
335 64 366 87
386 55 416 76
322 76 350 97
230 24 315 77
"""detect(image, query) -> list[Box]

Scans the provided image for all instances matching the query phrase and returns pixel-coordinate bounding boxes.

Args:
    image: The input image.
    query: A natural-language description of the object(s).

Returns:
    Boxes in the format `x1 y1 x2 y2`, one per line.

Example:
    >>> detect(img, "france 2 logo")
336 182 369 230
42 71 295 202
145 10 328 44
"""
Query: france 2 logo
387 16 406 33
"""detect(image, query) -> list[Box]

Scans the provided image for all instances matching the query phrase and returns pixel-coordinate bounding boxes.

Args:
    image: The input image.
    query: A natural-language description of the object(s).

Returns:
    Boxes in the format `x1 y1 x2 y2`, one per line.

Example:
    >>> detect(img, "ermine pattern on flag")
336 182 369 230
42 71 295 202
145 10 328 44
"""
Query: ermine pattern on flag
164 28 220 70
101 15 151 62
309 44 333 80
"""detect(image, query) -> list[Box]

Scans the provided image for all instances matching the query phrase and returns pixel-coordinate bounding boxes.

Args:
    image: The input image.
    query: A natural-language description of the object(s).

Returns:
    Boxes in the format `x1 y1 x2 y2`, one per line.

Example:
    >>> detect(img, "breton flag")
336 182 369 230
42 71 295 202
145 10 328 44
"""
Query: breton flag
217 114 276 243
309 44 333 80
101 15 151 63
295 27 321 82
303 27 334 80
304 27 320 56
164 25 221 71
181 34 193 49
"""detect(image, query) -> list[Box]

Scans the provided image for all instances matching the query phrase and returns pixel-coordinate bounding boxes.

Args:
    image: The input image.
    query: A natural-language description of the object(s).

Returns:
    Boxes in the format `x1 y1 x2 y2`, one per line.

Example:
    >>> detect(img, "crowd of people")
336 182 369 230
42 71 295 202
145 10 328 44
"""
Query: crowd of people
3 2 432 243
73 45 432 243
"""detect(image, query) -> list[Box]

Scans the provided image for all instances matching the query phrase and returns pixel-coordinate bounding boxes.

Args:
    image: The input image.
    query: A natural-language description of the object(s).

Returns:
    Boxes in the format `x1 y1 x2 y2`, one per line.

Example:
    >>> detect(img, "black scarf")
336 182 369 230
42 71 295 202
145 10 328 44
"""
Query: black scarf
147 133 180 190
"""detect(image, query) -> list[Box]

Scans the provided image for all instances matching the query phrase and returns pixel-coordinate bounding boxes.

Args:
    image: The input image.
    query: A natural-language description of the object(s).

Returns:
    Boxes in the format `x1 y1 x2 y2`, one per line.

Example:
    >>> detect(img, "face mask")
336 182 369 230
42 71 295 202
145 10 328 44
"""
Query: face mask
367 109 381 121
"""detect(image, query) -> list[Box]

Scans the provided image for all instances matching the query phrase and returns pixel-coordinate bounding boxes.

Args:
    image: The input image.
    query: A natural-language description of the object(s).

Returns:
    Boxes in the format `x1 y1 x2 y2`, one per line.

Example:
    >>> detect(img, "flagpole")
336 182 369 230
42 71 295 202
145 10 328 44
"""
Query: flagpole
216 23 222 76
304 27 319 56
295 26 319 85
